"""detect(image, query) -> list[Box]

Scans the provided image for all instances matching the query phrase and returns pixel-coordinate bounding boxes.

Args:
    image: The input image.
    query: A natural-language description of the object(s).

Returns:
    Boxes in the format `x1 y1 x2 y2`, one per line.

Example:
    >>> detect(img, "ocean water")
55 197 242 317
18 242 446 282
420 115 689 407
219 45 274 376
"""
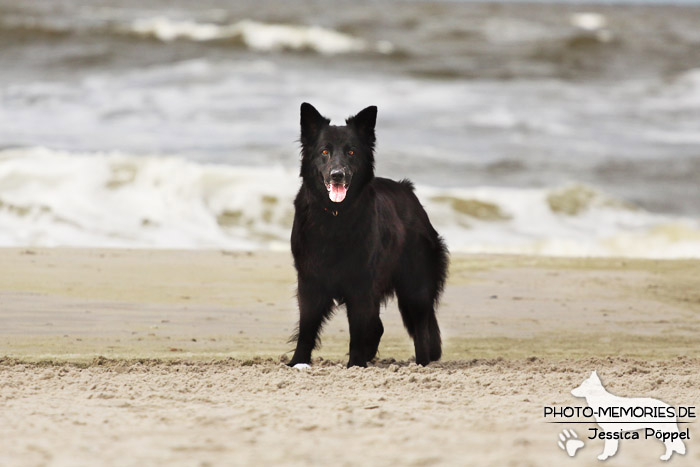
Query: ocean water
0 0 699 257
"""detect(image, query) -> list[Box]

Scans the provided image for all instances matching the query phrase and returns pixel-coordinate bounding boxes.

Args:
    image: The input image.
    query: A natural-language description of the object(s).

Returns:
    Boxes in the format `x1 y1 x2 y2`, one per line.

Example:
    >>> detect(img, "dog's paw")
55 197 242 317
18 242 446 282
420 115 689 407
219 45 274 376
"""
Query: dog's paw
292 363 311 370
557 429 584 457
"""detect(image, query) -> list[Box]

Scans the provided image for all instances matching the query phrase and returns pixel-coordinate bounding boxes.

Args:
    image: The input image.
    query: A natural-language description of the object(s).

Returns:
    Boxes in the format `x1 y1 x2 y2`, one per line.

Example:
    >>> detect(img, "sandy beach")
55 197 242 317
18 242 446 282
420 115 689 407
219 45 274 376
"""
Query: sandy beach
1 248 698 466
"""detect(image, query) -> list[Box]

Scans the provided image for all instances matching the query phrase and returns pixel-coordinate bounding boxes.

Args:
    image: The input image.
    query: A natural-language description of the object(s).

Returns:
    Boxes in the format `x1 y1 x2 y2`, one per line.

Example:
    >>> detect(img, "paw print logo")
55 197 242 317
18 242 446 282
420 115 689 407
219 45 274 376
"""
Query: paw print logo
558 428 584 457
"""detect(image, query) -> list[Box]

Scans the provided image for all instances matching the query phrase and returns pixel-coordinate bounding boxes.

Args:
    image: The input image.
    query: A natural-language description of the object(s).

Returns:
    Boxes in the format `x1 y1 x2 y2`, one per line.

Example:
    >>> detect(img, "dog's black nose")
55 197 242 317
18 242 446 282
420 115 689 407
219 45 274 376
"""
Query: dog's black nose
330 169 345 183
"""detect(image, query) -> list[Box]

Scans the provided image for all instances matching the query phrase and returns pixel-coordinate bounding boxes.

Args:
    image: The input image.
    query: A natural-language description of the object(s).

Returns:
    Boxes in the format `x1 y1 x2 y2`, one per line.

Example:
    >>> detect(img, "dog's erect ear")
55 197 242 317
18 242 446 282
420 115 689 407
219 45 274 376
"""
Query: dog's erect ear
590 371 600 383
346 106 377 146
300 103 330 145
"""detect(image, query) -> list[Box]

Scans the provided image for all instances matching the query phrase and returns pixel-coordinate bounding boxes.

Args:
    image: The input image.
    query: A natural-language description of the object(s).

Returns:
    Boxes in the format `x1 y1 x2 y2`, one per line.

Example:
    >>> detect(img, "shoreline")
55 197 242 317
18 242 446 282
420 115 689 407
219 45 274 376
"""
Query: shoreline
1 248 698 362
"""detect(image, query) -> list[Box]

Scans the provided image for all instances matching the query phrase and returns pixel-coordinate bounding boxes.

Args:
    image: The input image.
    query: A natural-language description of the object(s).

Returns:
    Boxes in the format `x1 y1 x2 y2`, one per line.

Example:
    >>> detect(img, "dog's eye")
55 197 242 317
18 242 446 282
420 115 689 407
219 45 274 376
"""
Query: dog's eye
348 150 354 156
321 149 329 156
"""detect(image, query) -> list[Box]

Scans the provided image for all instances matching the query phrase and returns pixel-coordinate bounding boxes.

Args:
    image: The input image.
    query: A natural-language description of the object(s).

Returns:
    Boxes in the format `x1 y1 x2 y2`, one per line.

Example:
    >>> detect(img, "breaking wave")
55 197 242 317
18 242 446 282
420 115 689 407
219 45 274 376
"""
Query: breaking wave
127 17 394 54
1 147 699 258
0 15 394 55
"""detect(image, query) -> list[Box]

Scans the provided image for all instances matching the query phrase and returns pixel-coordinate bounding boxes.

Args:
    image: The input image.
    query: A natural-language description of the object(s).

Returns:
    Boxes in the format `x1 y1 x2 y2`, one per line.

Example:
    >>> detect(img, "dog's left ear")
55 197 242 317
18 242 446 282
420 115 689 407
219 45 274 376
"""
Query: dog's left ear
300 102 330 146
346 106 377 147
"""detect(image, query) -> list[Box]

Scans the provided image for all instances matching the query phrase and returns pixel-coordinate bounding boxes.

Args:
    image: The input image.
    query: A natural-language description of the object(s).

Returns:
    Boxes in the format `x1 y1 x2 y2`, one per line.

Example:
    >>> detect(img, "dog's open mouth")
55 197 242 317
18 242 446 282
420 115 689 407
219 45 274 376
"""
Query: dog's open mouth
326 183 349 203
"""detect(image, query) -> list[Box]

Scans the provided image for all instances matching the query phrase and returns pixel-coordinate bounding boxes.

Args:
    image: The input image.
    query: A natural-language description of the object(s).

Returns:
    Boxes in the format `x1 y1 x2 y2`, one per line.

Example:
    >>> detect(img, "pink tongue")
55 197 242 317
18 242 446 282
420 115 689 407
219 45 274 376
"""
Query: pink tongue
329 184 347 203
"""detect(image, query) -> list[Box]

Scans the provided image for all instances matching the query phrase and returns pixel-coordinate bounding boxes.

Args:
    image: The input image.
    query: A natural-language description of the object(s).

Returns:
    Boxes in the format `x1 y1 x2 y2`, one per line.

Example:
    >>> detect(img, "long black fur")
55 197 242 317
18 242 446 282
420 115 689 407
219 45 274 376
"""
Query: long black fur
288 103 449 367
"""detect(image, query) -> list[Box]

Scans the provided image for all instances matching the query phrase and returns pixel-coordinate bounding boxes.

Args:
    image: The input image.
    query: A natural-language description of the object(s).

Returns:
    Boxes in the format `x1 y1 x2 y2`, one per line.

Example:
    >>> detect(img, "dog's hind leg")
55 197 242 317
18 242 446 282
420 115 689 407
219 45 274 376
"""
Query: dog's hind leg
411 310 432 366
427 312 442 362
288 279 333 366
661 433 686 460
396 289 440 366
395 279 442 366
393 238 445 366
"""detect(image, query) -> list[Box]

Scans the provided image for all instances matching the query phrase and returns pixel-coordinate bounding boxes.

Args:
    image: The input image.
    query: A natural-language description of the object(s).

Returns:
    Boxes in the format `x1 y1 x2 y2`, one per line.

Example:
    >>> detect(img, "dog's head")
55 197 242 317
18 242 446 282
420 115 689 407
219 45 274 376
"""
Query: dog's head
571 371 603 398
299 103 377 204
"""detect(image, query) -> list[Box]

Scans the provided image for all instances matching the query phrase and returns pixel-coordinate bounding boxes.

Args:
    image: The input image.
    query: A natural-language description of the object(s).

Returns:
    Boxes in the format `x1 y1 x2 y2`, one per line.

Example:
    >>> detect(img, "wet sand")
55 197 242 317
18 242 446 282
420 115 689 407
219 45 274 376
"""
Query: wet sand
1 248 699 465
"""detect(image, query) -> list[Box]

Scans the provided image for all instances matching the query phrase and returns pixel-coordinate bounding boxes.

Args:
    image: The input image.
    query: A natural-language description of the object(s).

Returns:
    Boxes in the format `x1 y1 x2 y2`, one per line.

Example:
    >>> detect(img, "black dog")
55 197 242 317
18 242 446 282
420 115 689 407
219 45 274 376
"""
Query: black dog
288 103 448 368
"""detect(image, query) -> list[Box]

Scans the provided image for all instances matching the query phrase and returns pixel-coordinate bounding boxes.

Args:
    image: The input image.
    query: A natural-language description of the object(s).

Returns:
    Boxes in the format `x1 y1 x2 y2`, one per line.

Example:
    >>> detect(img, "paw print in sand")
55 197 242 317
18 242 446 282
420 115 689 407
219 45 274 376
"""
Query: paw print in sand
558 428 584 457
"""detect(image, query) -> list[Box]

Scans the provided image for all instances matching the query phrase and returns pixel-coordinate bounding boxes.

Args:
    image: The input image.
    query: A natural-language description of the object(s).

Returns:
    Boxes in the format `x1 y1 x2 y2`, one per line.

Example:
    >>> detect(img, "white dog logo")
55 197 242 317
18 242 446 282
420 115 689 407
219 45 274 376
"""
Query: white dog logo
571 371 686 461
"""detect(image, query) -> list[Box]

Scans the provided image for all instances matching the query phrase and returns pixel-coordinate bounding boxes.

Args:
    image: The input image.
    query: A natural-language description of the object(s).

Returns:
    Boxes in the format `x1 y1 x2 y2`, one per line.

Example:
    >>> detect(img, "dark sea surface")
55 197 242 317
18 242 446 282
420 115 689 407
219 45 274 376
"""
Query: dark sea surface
0 0 698 255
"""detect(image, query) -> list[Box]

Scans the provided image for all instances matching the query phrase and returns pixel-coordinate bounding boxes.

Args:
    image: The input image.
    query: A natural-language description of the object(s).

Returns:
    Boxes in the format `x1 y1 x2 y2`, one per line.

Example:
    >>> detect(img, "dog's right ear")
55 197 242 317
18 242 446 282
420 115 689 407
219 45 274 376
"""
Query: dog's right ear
346 105 377 148
300 103 330 145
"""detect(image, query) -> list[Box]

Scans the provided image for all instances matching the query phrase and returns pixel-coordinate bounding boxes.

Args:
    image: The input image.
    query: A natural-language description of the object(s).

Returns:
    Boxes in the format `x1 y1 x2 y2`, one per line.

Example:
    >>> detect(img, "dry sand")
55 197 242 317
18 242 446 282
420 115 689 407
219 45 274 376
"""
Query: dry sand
1 248 699 466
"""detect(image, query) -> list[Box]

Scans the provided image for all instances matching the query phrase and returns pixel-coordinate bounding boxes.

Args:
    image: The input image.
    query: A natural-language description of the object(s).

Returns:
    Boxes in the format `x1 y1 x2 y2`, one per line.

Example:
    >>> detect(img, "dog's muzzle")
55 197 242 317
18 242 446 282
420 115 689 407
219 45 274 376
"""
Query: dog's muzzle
326 169 349 203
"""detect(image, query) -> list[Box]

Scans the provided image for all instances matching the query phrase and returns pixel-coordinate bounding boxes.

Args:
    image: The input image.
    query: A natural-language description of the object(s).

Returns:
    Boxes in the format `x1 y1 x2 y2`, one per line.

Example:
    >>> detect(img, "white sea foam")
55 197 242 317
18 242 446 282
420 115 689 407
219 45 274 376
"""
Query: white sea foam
1 147 699 258
0 147 297 249
570 12 607 31
674 68 700 105
128 17 392 55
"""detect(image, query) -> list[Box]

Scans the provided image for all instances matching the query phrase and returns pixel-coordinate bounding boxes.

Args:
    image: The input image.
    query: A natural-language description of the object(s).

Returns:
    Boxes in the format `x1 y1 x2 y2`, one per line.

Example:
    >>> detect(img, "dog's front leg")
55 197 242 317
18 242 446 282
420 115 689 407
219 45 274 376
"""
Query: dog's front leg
598 437 619 460
346 297 380 368
288 279 333 366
